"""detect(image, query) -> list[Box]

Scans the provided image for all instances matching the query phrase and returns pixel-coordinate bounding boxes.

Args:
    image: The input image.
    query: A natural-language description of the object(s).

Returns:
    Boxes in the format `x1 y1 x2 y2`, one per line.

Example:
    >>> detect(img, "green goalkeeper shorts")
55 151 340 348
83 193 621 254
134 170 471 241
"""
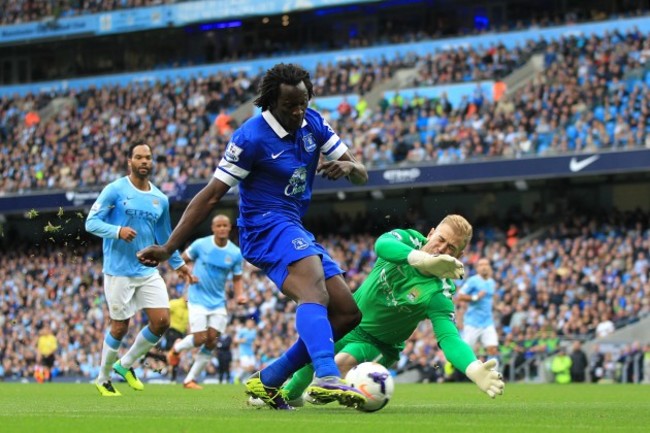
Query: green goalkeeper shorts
336 327 401 369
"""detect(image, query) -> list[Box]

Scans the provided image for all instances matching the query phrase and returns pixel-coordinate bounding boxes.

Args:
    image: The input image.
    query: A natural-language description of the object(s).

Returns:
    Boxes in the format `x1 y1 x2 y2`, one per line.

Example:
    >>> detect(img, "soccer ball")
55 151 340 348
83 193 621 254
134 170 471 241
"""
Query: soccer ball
345 362 394 412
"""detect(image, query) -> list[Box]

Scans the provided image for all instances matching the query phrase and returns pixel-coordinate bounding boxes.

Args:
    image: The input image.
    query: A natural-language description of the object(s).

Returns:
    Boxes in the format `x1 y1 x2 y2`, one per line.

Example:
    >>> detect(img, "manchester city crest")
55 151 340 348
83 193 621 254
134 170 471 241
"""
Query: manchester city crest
302 133 317 153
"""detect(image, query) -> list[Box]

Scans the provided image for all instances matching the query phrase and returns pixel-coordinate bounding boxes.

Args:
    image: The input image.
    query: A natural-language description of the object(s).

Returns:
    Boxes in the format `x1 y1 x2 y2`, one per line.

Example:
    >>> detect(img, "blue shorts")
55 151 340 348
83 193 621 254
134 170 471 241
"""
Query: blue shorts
239 219 344 290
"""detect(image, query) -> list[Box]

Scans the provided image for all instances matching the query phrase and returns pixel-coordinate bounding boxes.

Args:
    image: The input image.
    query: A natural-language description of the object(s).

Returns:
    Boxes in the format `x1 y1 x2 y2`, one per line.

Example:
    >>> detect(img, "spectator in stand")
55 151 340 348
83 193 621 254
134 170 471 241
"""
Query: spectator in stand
337 97 353 119
595 313 616 339
214 109 234 137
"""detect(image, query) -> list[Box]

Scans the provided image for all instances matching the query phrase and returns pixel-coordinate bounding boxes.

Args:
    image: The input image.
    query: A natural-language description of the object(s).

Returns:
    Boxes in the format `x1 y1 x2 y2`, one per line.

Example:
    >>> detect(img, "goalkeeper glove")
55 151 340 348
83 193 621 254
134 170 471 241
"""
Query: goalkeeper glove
464 359 505 398
407 250 465 279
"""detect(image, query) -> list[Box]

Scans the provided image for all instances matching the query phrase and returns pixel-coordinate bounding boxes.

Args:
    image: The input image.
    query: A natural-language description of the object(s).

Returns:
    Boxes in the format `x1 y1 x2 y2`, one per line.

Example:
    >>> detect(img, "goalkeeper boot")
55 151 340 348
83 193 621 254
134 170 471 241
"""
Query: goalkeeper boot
307 376 367 408
112 360 144 391
244 371 294 410
96 380 122 397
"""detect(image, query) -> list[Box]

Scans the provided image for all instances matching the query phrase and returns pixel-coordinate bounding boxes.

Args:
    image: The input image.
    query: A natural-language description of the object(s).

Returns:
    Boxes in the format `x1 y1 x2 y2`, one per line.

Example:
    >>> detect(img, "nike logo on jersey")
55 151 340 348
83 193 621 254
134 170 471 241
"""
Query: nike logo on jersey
271 150 285 159
569 155 599 172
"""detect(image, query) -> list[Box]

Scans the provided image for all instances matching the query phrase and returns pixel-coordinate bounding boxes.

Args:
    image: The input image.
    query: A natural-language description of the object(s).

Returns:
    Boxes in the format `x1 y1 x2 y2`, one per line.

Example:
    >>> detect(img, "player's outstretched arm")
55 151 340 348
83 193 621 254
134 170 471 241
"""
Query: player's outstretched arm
430 304 504 398
137 179 230 266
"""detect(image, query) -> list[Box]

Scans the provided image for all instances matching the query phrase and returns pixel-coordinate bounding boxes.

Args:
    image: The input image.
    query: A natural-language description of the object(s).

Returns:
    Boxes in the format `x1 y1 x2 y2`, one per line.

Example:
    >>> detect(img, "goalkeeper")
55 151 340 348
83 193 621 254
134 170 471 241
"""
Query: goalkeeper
281 214 504 405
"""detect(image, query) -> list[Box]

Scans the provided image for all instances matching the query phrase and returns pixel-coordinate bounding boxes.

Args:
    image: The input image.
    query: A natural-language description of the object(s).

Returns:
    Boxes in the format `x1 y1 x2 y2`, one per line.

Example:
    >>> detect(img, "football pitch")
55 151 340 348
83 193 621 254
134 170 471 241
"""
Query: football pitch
0 382 648 433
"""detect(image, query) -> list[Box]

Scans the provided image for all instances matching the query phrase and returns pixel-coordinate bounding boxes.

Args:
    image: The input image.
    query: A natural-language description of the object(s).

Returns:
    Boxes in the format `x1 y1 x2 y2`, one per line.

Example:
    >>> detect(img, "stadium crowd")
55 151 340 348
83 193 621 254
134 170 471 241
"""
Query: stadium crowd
3 27 650 194
0 0 179 25
1 210 648 384
0 0 646 47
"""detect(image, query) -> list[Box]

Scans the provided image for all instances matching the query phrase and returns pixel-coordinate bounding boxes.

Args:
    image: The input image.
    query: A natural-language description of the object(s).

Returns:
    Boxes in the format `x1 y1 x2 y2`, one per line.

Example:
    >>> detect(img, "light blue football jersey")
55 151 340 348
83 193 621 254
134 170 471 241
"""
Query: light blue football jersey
186 236 243 309
460 274 496 327
236 327 257 357
86 176 184 277
213 108 347 227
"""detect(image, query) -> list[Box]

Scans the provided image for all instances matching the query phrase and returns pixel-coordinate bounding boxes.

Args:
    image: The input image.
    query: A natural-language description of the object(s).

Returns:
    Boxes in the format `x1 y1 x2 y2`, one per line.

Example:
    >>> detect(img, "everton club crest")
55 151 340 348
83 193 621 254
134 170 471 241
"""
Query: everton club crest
302 133 317 153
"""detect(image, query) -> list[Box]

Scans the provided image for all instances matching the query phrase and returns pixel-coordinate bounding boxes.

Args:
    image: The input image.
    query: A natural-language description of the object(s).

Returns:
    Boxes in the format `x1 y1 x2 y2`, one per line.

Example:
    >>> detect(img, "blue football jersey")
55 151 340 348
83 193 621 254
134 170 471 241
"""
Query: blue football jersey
236 327 257 357
86 176 184 277
213 108 347 227
186 236 243 309
459 274 496 327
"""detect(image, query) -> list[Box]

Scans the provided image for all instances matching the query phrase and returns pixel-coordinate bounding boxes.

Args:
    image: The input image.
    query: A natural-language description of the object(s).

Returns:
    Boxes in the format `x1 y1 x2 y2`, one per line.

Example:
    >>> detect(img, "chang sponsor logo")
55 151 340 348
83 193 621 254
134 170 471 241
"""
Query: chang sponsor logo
284 167 307 197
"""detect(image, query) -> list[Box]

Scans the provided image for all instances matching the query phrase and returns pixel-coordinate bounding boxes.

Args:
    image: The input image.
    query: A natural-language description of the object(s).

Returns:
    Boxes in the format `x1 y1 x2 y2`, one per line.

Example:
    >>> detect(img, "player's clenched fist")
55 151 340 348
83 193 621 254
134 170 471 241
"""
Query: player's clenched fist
119 227 137 242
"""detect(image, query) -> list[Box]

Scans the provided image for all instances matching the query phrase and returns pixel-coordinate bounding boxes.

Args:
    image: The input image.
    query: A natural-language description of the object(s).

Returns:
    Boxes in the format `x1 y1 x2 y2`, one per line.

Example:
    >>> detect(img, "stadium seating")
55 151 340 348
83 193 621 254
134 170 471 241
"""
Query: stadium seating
3 26 650 192
0 0 170 25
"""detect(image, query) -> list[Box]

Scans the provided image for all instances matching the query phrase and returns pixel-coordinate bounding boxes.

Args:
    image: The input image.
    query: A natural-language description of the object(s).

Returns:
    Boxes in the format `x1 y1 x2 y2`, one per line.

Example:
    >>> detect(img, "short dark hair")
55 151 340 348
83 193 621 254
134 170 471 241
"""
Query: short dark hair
254 63 314 111
127 140 151 158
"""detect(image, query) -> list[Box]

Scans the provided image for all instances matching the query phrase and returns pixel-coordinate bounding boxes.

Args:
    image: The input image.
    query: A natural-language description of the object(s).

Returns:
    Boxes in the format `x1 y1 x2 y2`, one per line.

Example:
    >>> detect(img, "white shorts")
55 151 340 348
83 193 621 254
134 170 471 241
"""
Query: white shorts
239 354 256 369
104 273 169 321
462 324 499 348
188 303 228 334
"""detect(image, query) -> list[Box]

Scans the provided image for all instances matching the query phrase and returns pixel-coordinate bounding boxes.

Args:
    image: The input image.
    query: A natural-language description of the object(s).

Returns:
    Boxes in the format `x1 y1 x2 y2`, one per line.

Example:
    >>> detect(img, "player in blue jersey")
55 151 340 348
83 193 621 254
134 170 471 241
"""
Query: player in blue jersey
457 258 499 359
166 214 247 389
137 63 369 409
86 141 195 397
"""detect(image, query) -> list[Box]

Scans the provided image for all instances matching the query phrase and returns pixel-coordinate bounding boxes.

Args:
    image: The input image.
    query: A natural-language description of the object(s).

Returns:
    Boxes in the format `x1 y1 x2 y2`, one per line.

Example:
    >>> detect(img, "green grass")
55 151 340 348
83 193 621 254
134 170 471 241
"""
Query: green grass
1 382 649 433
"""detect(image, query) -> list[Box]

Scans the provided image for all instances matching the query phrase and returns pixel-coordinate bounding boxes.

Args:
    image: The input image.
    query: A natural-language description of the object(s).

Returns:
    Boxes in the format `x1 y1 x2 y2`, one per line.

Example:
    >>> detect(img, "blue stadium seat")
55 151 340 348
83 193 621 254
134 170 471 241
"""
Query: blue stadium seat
566 125 578 140
594 106 605 122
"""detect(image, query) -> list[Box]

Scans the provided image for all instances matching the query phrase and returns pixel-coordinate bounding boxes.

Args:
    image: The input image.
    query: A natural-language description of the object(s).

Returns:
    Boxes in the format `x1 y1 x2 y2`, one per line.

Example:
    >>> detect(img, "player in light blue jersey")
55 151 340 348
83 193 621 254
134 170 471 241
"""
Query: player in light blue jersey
457 257 499 359
166 214 247 389
138 63 369 410
86 141 195 397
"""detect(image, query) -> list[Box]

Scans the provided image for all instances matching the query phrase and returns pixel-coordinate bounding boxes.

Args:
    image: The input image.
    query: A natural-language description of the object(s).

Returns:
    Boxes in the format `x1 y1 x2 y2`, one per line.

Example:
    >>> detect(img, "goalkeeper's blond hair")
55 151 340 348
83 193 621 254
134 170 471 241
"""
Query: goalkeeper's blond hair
438 214 473 250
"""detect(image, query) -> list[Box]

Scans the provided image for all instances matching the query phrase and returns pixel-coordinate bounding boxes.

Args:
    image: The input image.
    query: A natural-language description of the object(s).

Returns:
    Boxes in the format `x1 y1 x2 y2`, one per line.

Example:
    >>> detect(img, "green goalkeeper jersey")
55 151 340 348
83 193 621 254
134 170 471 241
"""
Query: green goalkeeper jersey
354 229 457 347
282 227 478 400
